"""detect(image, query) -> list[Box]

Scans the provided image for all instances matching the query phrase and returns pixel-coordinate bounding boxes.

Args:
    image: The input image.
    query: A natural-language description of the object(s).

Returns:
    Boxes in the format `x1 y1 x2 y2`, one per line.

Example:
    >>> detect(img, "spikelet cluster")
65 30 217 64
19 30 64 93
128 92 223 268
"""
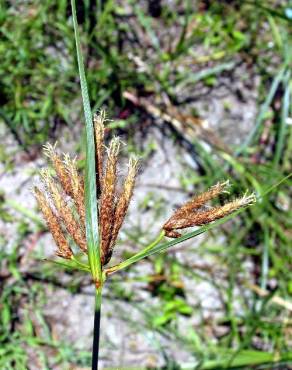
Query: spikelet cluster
34 110 255 267
163 181 256 238
34 142 87 259
34 111 138 266
95 113 138 265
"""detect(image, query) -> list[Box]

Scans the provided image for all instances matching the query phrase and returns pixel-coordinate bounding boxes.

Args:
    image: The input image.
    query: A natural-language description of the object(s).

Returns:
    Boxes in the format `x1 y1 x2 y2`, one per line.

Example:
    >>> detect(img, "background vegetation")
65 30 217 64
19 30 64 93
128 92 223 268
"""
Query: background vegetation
0 0 291 369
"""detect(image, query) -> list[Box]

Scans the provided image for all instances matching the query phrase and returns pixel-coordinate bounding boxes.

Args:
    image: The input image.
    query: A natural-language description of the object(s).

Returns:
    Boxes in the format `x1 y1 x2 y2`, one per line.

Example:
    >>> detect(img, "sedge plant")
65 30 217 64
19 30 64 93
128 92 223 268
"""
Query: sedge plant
33 1 256 368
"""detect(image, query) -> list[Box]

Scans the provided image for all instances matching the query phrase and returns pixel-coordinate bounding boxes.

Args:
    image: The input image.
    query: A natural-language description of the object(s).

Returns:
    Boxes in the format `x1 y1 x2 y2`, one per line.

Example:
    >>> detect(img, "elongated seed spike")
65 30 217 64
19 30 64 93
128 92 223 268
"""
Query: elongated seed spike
105 157 139 263
163 180 230 229
94 112 105 193
164 193 256 232
40 170 87 253
99 137 120 265
63 154 86 226
34 187 73 259
43 143 73 197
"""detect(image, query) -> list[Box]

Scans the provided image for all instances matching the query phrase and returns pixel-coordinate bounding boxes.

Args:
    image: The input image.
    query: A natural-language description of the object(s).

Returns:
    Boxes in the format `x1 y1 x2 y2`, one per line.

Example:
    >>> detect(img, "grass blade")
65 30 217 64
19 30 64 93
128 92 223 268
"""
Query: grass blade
202 349 292 369
237 67 285 154
71 0 101 283
176 61 236 90
44 258 91 273
245 0 292 23
273 69 291 168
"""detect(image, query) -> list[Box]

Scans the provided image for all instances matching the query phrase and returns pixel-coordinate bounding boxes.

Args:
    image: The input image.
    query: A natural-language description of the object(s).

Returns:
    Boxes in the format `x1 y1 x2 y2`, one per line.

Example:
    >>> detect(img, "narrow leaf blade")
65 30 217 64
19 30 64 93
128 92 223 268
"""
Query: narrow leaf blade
71 0 101 281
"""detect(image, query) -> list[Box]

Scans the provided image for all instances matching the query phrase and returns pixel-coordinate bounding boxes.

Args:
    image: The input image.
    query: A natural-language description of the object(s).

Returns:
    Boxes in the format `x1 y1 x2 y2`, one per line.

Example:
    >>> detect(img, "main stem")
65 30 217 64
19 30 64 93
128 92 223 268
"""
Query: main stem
92 288 102 370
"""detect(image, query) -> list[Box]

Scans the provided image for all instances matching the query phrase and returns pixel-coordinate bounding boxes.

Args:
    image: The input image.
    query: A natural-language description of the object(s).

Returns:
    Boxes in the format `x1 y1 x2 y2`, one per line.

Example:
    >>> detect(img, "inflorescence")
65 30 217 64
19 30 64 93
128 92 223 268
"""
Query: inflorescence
34 112 256 268
34 111 138 266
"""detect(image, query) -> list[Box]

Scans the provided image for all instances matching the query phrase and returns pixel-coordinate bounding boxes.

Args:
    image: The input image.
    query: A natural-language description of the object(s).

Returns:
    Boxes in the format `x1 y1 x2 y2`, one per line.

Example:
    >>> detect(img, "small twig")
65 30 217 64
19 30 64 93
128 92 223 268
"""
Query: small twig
123 90 231 153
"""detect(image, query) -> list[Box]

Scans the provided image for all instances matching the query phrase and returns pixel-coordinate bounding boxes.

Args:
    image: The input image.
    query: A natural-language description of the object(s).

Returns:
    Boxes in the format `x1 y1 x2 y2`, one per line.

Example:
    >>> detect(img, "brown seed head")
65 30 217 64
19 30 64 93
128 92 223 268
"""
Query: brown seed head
99 137 120 264
43 143 73 197
94 111 106 192
164 181 229 229
63 154 86 226
163 187 256 237
34 187 73 259
164 230 182 238
40 170 87 253
108 157 138 257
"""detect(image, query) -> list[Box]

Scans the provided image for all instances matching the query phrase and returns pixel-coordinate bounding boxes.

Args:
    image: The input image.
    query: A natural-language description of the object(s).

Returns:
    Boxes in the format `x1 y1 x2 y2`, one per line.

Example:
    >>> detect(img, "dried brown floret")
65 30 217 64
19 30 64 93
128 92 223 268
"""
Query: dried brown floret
94 111 105 192
99 137 120 264
164 230 182 238
34 187 73 259
63 154 86 226
43 143 73 197
105 157 138 263
164 181 229 229
163 187 255 237
40 170 87 253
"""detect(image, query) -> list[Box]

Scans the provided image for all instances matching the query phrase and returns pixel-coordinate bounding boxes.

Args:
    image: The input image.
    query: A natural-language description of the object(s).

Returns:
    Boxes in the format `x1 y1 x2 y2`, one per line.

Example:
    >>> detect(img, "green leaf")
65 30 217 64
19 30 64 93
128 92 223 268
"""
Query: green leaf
71 0 101 282
273 69 291 168
44 258 91 273
238 66 285 154
202 349 292 369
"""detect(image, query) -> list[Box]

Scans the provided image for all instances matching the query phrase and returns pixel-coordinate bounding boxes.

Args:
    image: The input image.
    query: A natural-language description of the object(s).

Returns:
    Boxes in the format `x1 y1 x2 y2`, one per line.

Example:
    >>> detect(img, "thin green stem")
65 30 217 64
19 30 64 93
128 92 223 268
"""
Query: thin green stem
44 258 90 272
71 255 91 270
258 172 292 199
105 231 165 275
137 231 165 255
92 288 102 370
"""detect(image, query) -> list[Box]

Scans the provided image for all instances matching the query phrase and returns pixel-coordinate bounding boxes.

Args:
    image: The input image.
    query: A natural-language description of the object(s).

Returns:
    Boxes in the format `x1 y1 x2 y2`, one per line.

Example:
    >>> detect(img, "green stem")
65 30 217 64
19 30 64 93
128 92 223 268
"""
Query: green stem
71 255 91 270
137 231 165 255
92 288 102 370
258 172 292 199
71 0 101 284
105 231 165 275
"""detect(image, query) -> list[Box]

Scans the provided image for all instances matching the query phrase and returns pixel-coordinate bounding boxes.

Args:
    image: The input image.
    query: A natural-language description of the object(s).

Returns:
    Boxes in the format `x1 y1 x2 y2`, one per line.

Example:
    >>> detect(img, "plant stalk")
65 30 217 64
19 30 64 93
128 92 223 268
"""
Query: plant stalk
71 0 101 284
92 288 102 370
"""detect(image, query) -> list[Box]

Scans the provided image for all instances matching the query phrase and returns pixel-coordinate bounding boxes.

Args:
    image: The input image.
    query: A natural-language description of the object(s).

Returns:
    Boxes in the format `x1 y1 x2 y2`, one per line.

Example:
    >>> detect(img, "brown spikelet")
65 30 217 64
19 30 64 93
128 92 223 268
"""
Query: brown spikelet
40 170 87 253
106 157 138 262
34 187 73 259
43 143 73 197
99 137 120 264
94 111 105 192
63 154 86 226
164 180 229 229
164 193 256 233
164 230 182 238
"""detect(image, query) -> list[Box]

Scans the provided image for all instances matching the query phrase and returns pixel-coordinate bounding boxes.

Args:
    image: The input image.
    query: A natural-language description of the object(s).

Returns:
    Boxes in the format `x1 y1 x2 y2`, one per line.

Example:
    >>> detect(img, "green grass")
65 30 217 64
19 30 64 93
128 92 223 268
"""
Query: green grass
0 0 291 369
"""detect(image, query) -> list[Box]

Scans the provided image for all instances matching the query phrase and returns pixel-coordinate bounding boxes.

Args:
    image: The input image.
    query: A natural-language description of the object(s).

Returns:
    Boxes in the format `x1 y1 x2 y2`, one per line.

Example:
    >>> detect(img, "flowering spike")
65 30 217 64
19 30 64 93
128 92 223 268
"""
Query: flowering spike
99 137 120 265
43 143 73 197
165 181 230 229
63 154 86 226
40 169 87 253
163 187 256 237
34 187 73 259
94 111 105 192
106 157 139 263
